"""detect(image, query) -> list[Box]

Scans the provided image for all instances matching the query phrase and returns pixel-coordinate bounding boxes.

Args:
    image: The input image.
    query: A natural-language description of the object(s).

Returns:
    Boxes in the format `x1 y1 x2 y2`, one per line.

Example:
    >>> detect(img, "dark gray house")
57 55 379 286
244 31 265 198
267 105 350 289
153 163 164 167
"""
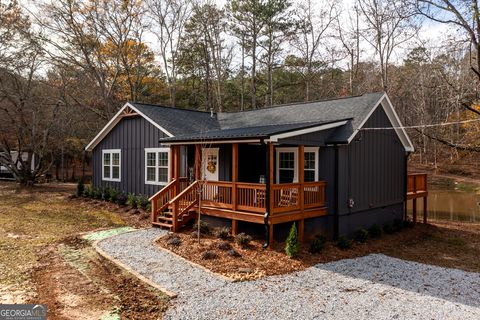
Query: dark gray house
86 92 414 243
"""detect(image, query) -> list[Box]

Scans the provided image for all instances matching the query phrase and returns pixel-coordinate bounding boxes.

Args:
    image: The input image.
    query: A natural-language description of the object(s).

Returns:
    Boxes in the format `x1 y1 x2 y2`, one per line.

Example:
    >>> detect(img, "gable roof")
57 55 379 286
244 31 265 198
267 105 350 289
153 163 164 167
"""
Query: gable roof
85 92 414 152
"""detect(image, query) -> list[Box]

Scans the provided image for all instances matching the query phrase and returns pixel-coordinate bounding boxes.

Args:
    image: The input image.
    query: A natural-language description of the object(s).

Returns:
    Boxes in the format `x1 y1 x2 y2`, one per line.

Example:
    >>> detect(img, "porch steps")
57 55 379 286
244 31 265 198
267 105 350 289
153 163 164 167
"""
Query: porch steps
153 209 196 231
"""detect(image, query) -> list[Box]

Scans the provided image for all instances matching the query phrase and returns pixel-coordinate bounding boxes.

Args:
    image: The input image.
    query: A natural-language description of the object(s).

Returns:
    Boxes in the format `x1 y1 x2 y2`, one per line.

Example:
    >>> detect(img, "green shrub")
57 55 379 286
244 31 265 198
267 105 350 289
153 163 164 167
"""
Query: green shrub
336 236 352 250
215 227 231 239
116 193 128 206
83 185 93 198
76 178 85 197
107 188 119 203
368 224 382 238
235 232 252 248
353 228 369 243
93 187 103 200
218 241 232 250
383 223 394 234
193 220 210 234
285 222 300 258
101 188 109 201
127 193 137 208
392 219 404 232
145 203 152 212
309 234 326 254
136 194 149 210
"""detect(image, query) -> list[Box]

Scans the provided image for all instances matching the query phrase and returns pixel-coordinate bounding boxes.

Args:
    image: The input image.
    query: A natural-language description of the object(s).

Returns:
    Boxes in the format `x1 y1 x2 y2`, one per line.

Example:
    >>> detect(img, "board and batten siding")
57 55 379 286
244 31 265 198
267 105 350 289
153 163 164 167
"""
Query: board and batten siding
92 116 168 197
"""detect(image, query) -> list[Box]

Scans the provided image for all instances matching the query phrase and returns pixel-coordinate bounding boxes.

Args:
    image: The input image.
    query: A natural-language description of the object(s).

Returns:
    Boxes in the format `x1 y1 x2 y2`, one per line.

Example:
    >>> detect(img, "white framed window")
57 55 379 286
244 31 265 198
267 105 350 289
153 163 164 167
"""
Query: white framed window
304 147 319 182
102 149 121 182
276 147 298 183
145 148 170 185
276 147 319 183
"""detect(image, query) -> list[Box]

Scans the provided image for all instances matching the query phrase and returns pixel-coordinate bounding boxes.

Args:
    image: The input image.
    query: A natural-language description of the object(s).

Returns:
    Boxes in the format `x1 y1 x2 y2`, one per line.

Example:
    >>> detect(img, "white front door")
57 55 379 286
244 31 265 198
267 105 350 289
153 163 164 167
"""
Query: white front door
202 148 219 181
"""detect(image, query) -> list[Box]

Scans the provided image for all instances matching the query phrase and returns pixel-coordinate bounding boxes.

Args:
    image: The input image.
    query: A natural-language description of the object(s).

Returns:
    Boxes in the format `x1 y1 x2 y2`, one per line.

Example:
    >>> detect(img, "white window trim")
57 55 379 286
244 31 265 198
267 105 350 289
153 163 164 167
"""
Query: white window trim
144 147 171 186
102 149 121 182
304 147 319 182
276 147 298 183
276 147 319 183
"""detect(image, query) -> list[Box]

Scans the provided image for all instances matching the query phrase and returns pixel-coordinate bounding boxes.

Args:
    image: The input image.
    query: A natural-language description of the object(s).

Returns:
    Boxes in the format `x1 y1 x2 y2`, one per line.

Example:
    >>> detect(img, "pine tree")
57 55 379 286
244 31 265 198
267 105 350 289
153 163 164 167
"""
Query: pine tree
285 222 299 258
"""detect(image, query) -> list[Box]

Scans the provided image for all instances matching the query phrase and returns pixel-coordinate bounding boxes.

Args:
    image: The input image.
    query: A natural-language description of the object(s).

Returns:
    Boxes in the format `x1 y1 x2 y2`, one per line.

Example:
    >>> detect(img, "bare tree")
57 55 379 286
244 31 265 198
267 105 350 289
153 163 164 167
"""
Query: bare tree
357 0 418 92
148 0 191 107
289 0 338 101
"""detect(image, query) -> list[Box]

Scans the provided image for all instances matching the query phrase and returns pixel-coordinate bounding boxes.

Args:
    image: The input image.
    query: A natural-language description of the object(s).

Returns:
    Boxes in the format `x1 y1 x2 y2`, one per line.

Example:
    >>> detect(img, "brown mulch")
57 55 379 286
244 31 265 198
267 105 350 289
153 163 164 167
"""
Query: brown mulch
158 221 480 281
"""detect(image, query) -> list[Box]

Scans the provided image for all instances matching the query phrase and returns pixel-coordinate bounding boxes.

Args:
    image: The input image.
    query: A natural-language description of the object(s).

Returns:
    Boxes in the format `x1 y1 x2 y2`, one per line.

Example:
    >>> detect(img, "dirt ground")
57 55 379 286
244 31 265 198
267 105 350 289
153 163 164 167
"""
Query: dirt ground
158 220 480 281
0 181 168 319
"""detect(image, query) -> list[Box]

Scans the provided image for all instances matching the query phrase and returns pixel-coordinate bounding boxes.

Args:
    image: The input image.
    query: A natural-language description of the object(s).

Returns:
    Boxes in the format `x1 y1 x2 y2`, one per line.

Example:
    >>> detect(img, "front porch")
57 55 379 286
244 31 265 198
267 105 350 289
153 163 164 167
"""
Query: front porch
149 143 327 244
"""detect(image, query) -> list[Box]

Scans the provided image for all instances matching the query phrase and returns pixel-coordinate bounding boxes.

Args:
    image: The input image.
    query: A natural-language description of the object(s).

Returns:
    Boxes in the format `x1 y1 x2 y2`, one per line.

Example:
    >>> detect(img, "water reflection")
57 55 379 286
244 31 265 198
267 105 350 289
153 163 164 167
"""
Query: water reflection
410 190 480 223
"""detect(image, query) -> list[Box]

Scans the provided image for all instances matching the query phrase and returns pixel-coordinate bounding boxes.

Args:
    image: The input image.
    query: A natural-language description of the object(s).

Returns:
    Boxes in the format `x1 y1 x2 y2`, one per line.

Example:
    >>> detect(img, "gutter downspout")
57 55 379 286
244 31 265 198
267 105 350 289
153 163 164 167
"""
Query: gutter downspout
334 145 340 240
263 140 271 249
404 152 410 220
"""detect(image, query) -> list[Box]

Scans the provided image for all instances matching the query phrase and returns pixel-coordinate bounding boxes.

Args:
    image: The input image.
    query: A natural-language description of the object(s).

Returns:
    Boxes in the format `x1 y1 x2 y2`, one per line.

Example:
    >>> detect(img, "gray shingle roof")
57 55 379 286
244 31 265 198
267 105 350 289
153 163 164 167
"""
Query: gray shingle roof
131 92 384 142
129 102 220 136
159 119 350 143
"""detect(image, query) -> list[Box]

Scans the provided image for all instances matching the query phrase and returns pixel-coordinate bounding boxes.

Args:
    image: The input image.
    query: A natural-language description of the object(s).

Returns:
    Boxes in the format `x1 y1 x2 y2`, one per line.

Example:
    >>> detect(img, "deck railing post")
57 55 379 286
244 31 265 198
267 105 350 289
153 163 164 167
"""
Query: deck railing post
232 143 238 212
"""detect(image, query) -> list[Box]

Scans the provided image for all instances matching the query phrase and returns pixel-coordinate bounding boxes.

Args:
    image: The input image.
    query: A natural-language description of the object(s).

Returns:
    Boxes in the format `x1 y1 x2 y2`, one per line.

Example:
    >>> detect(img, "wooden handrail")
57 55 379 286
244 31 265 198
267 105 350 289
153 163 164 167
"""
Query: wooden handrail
169 180 199 204
407 173 427 194
148 178 177 201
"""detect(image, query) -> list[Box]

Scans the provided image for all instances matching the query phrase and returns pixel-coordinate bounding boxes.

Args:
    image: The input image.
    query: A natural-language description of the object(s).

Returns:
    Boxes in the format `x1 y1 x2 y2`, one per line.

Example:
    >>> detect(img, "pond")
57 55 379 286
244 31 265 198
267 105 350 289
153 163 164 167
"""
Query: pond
409 178 480 223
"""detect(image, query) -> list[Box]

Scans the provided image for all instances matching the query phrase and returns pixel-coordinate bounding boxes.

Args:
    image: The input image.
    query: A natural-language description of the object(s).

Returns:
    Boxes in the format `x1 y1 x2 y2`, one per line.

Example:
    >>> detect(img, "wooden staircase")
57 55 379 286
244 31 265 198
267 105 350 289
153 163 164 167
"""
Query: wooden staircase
149 178 199 232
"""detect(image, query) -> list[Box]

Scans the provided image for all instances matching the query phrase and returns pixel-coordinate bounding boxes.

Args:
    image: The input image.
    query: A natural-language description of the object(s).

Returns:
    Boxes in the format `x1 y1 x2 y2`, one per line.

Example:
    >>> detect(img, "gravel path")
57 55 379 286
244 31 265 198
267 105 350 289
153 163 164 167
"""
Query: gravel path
97 228 480 320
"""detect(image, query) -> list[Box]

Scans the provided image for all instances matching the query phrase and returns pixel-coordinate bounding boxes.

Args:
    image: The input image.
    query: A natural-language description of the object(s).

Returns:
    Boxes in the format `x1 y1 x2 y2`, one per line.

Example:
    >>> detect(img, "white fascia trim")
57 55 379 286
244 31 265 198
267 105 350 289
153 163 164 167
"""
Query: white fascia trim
85 102 174 151
162 139 261 146
266 121 348 143
347 94 415 152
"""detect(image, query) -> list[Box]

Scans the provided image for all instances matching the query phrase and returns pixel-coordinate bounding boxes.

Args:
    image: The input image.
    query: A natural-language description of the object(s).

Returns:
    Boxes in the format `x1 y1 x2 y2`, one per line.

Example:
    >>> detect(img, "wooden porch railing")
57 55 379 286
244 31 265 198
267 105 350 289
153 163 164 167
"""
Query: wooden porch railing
199 180 326 215
407 173 427 194
149 177 188 224
169 181 199 231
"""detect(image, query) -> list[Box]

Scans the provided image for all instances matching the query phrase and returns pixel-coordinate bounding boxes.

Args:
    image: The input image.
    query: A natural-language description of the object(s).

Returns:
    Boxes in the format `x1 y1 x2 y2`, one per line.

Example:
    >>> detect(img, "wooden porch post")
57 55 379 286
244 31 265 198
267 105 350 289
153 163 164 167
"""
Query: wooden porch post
232 143 239 234
268 142 274 248
412 198 417 224
170 145 175 182
298 145 305 242
423 196 428 224
195 144 201 180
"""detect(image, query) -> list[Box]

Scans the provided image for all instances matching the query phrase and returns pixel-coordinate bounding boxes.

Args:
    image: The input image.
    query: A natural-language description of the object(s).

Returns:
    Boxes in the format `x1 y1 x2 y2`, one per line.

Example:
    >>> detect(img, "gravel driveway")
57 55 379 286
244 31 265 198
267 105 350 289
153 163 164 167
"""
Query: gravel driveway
97 228 480 320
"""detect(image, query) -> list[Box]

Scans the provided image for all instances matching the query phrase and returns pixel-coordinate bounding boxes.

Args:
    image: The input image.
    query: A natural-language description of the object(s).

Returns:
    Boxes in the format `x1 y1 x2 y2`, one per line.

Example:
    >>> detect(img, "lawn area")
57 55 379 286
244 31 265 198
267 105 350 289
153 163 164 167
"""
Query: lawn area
0 181 168 319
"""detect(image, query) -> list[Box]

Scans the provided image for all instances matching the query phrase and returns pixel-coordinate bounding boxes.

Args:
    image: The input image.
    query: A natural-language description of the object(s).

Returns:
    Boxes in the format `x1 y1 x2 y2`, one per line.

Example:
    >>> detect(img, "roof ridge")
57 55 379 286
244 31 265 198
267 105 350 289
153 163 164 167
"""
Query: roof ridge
129 101 212 114
218 92 385 114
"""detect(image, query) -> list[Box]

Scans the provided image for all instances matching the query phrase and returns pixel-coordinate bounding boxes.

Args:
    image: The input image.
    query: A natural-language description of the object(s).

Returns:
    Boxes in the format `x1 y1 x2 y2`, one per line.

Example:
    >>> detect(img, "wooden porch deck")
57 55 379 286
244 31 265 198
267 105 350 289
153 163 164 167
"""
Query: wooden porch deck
406 173 428 223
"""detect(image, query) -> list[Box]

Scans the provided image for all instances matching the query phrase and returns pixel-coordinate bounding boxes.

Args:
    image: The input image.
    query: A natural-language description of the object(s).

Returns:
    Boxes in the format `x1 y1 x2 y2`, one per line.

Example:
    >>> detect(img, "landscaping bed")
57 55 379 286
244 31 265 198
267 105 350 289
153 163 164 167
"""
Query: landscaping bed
157 219 480 281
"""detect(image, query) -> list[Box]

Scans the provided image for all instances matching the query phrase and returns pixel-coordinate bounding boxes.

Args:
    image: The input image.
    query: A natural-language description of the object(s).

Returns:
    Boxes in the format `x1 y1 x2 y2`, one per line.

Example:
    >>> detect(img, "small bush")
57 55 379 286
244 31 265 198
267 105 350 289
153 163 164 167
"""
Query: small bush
353 228 369 243
136 194 149 210
226 249 241 257
309 234 326 254
368 224 382 238
145 203 152 212
76 178 85 197
83 185 93 198
166 237 182 246
392 219 404 232
215 227 231 239
193 220 210 235
93 187 103 200
235 233 252 248
383 223 395 234
217 241 232 251
285 222 300 258
101 188 110 201
116 193 128 206
336 236 352 250
201 250 218 260
127 193 137 208
107 188 119 203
